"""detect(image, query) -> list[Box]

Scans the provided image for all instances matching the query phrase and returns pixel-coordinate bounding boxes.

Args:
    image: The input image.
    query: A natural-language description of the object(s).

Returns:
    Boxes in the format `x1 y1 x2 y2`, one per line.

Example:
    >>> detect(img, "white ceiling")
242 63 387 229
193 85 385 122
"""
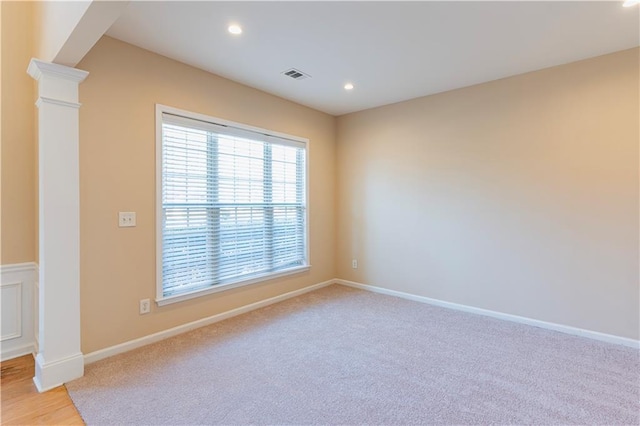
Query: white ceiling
106 1 639 116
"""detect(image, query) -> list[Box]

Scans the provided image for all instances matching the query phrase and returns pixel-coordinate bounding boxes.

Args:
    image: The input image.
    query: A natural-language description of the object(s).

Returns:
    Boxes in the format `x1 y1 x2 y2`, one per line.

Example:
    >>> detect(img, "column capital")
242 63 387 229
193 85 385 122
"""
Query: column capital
27 58 89 83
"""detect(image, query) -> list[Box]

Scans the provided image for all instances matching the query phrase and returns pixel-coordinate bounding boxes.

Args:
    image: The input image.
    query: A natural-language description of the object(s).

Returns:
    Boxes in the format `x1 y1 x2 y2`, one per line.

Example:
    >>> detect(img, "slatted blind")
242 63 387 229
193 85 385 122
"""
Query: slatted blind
161 113 307 297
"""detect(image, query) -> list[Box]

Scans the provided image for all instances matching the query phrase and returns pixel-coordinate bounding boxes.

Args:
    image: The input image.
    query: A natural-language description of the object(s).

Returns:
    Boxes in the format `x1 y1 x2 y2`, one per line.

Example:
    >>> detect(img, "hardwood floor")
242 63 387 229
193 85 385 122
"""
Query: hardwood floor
1 355 84 425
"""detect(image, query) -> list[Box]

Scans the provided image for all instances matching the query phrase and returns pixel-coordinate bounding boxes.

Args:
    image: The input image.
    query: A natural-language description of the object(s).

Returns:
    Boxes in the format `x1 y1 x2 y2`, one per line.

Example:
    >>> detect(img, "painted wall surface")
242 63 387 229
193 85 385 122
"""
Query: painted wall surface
336 48 640 340
76 37 336 353
1 1 36 265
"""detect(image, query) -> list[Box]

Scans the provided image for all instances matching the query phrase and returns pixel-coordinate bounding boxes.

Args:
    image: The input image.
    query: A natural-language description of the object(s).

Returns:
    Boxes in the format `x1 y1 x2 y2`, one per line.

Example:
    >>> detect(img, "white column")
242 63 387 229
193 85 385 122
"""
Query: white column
27 59 88 392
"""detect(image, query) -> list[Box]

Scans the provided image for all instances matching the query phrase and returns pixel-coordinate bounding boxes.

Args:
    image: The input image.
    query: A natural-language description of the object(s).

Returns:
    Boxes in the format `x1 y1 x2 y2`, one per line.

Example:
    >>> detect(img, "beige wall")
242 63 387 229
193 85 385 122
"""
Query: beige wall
1 1 36 265
76 37 336 353
337 48 640 340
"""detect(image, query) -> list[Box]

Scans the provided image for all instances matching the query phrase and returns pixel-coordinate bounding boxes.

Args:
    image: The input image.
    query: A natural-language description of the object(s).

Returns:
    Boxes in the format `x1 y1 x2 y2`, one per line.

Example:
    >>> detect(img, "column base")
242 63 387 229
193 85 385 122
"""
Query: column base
33 351 84 392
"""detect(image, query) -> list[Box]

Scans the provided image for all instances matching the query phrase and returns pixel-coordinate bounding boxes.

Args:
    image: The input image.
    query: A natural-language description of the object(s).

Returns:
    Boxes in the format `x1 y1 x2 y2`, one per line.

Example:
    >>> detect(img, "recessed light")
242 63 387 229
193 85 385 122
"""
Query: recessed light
228 25 242 35
623 0 639 6
344 83 354 90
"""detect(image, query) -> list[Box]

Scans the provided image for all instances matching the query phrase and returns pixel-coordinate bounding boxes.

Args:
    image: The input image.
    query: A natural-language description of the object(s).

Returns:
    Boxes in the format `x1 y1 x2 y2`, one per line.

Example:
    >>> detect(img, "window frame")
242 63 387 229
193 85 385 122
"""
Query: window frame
155 104 310 306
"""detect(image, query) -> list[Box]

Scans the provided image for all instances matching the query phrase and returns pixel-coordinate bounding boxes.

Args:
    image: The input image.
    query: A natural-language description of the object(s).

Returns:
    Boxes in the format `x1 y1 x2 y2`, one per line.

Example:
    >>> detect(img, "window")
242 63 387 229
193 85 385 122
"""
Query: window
156 105 308 305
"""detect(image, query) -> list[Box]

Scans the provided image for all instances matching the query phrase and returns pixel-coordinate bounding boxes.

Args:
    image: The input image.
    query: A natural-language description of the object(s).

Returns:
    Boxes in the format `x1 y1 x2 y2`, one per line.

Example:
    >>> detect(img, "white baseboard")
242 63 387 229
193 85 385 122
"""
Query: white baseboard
82 276 639 366
335 279 640 349
84 279 335 364
1 342 35 361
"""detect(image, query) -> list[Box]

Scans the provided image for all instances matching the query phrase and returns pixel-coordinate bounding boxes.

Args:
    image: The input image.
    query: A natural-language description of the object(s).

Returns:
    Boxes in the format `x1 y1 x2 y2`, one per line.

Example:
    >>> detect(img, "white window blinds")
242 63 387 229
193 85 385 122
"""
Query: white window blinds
160 111 307 299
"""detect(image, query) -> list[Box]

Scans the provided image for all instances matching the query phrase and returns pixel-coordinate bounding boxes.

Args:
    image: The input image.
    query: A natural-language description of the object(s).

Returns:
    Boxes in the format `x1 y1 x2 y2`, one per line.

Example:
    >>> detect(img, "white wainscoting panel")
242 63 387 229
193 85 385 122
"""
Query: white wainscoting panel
1 282 21 340
1 262 37 360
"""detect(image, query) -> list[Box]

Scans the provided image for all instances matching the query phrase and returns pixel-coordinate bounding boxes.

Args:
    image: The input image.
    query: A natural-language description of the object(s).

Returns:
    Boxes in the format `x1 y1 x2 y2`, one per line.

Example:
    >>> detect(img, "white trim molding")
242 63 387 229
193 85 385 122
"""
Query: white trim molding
156 265 312 306
27 59 89 83
84 279 334 364
35 97 82 109
335 279 640 349
0 262 38 275
1 262 38 361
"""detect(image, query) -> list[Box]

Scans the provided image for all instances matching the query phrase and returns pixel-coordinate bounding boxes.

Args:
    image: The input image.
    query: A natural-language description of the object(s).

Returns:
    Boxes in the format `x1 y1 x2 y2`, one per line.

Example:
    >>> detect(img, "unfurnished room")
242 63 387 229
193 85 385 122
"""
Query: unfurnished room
1 1 639 425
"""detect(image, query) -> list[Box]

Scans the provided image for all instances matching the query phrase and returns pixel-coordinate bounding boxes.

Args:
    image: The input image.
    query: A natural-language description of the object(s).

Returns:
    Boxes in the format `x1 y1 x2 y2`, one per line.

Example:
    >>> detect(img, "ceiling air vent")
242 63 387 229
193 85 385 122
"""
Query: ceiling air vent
282 68 311 80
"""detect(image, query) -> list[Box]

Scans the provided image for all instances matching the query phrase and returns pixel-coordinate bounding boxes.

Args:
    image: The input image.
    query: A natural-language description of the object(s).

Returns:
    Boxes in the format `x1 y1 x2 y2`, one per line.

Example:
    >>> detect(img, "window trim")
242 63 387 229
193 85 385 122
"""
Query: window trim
155 104 310 306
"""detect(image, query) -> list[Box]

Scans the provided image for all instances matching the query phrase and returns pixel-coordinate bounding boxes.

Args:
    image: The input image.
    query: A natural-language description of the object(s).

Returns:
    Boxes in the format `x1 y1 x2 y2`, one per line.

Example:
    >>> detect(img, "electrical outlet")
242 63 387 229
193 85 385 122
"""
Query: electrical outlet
119 212 136 228
352 259 358 269
139 298 150 314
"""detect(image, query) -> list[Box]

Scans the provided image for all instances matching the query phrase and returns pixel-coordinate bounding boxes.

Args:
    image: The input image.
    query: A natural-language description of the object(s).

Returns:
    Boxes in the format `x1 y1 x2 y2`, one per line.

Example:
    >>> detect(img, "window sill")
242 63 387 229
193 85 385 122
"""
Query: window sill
155 265 311 306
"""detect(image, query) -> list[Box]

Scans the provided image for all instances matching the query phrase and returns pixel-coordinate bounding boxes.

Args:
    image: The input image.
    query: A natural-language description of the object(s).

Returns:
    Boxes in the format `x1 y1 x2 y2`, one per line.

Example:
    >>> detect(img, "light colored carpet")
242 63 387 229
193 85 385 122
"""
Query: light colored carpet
67 284 639 425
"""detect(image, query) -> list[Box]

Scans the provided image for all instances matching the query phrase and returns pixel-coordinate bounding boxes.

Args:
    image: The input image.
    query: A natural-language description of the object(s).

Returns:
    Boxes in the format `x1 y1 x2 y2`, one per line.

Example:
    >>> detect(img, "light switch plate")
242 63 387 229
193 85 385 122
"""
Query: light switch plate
119 212 136 227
